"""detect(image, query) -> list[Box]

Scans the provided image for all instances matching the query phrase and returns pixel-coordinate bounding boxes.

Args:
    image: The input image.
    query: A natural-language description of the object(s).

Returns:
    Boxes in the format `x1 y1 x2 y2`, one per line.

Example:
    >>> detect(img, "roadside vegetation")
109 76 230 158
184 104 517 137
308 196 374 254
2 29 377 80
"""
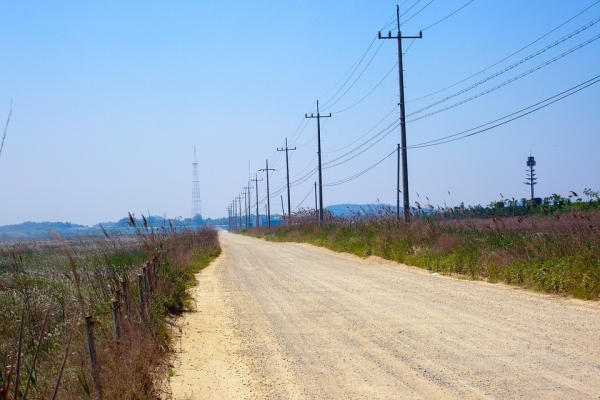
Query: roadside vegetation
247 191 600 300
0 216 220 399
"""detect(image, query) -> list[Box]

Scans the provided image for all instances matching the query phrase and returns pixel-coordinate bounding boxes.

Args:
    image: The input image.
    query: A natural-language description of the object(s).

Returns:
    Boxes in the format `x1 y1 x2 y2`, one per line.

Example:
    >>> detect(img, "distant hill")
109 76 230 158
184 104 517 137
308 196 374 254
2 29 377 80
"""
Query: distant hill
0 221 93 239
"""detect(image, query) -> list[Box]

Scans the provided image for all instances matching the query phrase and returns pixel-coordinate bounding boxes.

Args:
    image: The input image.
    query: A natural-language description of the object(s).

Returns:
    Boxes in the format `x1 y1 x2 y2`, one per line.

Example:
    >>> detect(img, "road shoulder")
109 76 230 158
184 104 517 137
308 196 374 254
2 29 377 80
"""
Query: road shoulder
168 248 256 399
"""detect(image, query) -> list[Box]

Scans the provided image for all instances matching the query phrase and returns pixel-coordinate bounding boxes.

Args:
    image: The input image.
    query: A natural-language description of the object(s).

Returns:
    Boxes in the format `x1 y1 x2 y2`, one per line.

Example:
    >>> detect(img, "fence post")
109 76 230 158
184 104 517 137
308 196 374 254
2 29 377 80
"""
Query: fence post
142 267 148 292
152 258 158 285
84 316 103 399
111 300 121 341
146 261 153 287
137 274 145 323
144 266 152 310
121 280 129 315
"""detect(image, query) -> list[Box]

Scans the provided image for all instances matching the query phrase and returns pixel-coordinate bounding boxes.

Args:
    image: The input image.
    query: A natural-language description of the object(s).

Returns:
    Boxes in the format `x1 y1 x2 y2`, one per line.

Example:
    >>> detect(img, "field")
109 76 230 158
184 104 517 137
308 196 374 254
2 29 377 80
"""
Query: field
247 204 600 300
0 220 220 399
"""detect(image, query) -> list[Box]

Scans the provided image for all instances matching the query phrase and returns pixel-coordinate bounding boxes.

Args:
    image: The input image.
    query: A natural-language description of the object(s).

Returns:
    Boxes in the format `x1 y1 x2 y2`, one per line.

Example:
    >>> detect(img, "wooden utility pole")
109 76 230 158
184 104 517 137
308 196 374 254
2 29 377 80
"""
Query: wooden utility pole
314 182 318 224
259 160 275 227
277 138 296 224
305 101 331 223
251 174 262 227
245 185 253 227
379 5 422 222
397 143 401 222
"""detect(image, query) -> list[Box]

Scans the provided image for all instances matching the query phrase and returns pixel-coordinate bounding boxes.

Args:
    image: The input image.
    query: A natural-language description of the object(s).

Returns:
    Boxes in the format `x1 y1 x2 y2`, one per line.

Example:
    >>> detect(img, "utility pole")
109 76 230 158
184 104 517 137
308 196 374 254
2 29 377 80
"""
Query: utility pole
242 190 248 229
259 160 275 227
280 195 285 223
227 205 231 231
245 185 253 227
305 101 331 223
397 143 401 222
277 138 296 224
232 201 237 230
231 203 235 230
251 173 262 227
314 182 318 224
379 5 422 223
238 194 244 229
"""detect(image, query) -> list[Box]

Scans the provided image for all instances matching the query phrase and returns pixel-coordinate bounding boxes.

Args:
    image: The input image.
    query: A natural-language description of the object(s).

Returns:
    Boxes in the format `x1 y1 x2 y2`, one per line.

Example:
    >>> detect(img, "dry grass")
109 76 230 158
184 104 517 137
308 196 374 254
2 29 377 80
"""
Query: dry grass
247 207 600 300
0 222 220 399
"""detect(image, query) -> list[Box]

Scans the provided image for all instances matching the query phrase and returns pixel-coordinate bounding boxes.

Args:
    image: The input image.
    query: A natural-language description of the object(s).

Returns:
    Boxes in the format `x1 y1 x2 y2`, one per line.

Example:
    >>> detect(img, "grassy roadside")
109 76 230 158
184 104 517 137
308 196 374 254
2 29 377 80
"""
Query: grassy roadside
0 223 220 399
245 210 600 300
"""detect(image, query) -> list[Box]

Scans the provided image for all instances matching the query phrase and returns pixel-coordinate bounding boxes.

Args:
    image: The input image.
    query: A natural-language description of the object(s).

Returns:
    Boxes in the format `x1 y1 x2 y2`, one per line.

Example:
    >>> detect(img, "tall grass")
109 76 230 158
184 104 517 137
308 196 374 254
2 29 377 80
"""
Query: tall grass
248 207 600 300
0 221 220 399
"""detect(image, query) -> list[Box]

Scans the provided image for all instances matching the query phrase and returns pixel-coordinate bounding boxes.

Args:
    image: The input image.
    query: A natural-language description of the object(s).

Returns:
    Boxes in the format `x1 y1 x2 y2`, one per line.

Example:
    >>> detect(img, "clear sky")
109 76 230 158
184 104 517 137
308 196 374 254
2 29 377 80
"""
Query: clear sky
1 0 599 226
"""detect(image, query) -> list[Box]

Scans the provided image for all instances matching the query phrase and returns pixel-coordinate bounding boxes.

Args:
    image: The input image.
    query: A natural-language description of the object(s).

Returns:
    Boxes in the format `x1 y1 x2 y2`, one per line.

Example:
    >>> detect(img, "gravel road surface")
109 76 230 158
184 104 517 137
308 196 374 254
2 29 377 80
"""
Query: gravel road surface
170 232 600 399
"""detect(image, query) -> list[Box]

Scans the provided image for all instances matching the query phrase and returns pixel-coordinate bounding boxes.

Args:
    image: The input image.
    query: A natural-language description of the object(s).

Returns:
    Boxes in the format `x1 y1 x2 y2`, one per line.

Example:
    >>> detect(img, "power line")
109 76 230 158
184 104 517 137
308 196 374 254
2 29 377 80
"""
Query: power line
326 104 397 153
406 33 600 123
319 2 428 113
289 117 310 145
323 119 399 166
420 0 474 31
319 37 379 108
406 0 600 103
290 154 317 178
402 0 435 25
381 1 420 31
320 40 387 112
293 185 315 211
324 148 397 187
407 19 600 117
295 133 317 148
403 39 417 55
401 0 422 19
331 62 398 114
323 122 399 170
407 74 600 149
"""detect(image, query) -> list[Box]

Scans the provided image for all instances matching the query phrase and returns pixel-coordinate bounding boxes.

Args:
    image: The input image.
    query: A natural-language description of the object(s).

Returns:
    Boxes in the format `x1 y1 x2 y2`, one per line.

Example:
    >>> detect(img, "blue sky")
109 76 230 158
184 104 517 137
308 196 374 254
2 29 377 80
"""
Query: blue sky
1 0 599 225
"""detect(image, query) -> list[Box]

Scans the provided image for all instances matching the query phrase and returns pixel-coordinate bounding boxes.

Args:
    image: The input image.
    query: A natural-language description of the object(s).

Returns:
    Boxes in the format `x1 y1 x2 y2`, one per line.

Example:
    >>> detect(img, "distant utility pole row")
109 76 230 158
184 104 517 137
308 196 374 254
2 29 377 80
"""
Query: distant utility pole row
230 5 423 227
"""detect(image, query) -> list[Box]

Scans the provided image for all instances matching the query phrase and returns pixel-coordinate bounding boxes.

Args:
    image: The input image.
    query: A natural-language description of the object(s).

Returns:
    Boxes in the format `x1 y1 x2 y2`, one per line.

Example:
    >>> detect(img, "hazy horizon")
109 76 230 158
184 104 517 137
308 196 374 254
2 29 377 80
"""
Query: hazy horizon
1 0 598 226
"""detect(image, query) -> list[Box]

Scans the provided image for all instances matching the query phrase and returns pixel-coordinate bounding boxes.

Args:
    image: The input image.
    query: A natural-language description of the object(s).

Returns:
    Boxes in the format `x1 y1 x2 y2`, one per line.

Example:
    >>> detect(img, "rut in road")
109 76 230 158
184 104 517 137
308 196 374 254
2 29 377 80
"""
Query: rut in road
174 232 600 399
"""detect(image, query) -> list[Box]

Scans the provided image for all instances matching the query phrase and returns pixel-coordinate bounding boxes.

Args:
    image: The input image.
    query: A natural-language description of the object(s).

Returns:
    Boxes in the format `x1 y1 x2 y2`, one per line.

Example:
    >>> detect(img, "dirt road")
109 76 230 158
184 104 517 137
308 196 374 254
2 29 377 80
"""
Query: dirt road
170 232 600 399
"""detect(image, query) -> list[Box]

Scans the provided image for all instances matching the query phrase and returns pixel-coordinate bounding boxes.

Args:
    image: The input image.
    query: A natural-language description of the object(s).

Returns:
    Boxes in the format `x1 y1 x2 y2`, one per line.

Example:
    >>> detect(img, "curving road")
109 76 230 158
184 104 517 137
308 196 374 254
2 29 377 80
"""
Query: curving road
171 232 600 399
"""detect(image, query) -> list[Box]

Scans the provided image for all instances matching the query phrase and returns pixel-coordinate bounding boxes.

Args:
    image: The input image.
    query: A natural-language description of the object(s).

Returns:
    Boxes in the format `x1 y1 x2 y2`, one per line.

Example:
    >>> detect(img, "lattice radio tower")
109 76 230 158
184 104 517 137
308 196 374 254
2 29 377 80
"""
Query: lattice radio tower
192 146 202 219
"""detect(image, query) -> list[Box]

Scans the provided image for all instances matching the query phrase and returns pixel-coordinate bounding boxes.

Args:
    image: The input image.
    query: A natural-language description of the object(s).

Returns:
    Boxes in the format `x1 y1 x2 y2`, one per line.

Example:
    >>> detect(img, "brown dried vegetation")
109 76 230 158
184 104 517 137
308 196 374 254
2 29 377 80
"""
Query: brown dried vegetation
0 221 220 399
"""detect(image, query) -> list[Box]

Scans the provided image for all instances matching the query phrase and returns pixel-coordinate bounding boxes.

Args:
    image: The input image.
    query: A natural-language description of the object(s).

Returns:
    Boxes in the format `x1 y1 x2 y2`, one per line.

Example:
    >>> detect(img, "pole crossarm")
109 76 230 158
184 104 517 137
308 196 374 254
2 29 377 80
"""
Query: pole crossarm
378 31 422 40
